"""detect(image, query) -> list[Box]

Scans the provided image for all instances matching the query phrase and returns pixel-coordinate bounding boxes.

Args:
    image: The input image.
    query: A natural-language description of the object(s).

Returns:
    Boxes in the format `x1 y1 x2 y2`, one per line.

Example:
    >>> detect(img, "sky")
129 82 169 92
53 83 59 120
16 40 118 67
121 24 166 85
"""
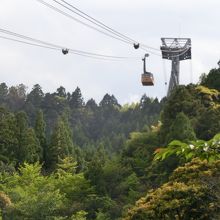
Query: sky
0 0 219 104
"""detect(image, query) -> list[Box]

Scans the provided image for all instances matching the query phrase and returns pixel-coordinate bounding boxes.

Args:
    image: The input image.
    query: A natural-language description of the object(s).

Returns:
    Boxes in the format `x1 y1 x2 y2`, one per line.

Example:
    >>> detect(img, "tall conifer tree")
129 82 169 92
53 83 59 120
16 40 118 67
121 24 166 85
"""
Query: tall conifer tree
47 117 74 169
15 111 40 163
0 107 18 162
34 110 46 162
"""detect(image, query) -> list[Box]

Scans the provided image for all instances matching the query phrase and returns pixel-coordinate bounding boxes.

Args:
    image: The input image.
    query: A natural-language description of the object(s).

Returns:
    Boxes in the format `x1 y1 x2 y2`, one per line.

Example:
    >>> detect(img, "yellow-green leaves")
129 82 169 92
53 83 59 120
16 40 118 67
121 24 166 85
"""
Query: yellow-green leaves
154 133 220 163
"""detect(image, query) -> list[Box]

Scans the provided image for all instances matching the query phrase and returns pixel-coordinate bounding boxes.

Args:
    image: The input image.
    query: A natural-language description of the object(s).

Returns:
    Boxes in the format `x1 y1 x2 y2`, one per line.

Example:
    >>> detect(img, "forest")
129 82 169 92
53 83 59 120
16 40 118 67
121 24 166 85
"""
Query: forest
0 67 219 219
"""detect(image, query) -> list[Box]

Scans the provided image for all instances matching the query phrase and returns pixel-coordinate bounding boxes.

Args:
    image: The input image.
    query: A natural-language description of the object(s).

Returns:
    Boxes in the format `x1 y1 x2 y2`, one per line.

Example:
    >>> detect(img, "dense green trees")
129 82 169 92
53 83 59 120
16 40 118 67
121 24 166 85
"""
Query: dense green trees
7 84 26 111
122 68 220 220
0 161 92 219
166 112 196 143
0 82 163 155
196 107 220 140
70 87 84 109
0 83 8 106
0 109 41 165
15 111 40 164
0 66 219 219
159 84 220 143
124 159 220 220
0 107 18 162
26 84 44 109
34 110 46 162
201 68 220 91
47 116 74 169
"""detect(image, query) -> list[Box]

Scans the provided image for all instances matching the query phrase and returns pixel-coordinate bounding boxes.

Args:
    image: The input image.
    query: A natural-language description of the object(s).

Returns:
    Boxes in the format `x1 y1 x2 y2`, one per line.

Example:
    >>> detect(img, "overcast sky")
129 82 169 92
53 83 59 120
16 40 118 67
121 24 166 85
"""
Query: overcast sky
0 0 219 104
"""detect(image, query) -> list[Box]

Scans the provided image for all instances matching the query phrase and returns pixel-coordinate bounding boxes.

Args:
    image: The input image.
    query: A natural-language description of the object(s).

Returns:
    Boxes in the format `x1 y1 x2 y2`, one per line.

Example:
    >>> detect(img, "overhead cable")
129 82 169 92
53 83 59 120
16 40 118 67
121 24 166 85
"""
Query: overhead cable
53 0 135 44
35 0 133 45
0 28 140 60
35 0 164 55
58 0 165 52
0 35 59 51
52 0 189 54
35 0 191 56
0 35 131 61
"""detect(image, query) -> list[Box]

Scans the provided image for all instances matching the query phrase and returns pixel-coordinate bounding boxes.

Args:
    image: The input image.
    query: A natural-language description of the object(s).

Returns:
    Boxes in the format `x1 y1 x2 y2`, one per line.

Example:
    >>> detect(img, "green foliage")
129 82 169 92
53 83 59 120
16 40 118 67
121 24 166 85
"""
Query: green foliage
121 129 175 205
47 117 74 169
69 87 84 108
0 82 163 158
85 155 106 195
95 211 110 220
85 149 145 219
125 182 215 220
56 157 77 174
0 65 220 219
122 131 159 177
23 128 41 163
159 84 220 143
196 107 220 140
154 133 220 163
124 159 220 220
15 111 40 164
0 160 93 219
26 84 44 108
0 163 64 219
0 191 12 217
0 107 18 162
196 85 219 97
166 112 196 143
70 211 87 220
201 68 220 91
6 84 26 111
34 110 46 162
55 157 94 217
99 94 120 110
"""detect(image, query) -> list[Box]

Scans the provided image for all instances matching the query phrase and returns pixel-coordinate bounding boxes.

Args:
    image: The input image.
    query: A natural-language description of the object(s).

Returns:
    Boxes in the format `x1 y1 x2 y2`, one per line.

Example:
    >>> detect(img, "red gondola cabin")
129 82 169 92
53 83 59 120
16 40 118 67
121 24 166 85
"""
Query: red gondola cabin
141 54 154 86
141 72 154 86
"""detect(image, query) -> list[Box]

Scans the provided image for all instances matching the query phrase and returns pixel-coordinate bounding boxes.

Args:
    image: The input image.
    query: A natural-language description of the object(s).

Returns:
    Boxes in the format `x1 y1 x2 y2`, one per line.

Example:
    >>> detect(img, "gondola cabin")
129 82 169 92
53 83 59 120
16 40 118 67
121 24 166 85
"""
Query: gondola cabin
142 72 154 86
141 54 154 86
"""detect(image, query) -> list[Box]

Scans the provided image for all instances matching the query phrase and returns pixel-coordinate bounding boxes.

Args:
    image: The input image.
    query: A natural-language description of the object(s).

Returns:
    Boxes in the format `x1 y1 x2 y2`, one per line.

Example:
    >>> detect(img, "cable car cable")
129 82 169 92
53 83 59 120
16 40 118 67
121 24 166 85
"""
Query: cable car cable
0 28 140 59
51 0 190 54
0 35 59 51
59 0 137 44
51 0 135 44
34 0 167 54
0 35 137 61
54 0 167 53
34 0 191 55
0 28 63 51
57 0 170 53
35 0 133 45
0 32 140 60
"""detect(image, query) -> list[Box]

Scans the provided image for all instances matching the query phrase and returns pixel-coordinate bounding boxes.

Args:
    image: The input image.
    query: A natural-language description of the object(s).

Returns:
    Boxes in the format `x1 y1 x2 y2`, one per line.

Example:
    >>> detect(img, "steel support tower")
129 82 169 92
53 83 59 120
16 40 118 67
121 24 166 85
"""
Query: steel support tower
160 38 191 96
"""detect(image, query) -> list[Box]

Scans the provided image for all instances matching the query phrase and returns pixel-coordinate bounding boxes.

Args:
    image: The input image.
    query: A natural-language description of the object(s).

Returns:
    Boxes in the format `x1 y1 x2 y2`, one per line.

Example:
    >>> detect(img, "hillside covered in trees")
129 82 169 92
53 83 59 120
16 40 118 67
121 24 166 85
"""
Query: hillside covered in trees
0 82 162 156
0 67 219 219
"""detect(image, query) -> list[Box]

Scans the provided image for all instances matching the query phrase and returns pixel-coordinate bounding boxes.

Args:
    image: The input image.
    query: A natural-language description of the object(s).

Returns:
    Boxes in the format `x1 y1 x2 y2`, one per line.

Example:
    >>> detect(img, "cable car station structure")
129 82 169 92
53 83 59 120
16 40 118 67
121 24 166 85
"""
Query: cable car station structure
160 38 191 96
